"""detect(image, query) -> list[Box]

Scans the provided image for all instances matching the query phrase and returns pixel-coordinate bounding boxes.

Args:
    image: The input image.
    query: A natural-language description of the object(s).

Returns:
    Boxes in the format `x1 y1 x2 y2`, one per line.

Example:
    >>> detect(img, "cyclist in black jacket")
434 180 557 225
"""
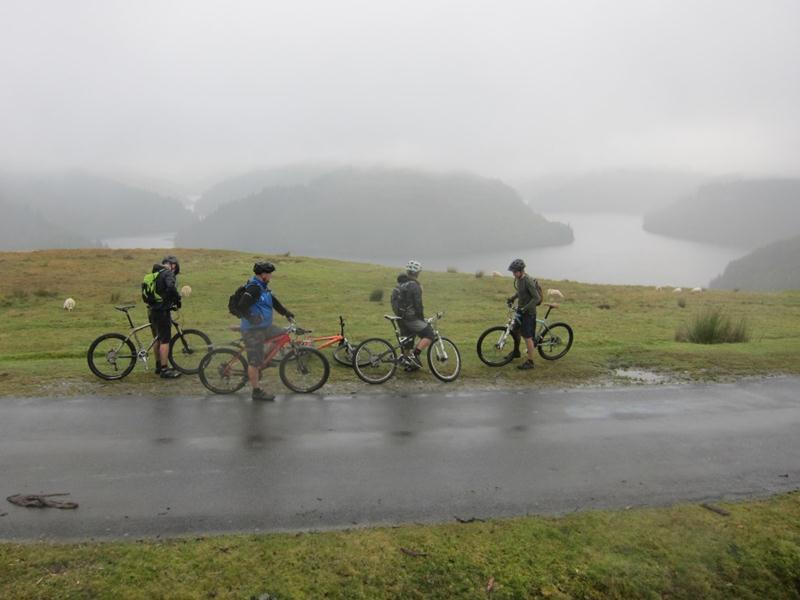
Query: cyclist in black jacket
144 255 182 378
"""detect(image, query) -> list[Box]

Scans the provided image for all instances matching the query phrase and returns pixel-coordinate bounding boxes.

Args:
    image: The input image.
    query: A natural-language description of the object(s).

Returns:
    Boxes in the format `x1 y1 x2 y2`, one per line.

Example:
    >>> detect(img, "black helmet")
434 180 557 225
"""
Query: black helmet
507 258 525 272
253 261 276 275
162 255 180 275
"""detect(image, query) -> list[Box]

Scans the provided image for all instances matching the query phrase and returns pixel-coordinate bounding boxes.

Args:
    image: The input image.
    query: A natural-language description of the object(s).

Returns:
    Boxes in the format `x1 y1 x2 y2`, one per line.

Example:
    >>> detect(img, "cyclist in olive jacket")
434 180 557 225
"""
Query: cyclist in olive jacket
506 258 540 370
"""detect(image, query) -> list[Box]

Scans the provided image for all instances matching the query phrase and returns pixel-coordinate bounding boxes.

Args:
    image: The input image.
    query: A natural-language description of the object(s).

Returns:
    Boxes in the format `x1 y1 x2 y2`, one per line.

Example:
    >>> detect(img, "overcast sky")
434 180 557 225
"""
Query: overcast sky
1 0 798 187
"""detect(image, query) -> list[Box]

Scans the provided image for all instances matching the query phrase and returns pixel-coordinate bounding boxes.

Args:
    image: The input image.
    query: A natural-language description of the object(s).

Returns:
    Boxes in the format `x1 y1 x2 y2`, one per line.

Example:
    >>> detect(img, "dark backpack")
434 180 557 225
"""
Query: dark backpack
532 278 543 306
228 283 255 319
390 282 412 317
141 271 162 305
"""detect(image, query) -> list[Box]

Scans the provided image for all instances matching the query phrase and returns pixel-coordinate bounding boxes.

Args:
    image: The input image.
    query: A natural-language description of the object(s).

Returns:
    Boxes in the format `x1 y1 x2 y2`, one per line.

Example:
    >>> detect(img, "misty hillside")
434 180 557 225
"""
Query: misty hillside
643 179 800 248
194 164 336 217
0 198 98 250
0 171 196 240
518 169 707 214
710 235 800 291
176 168 573 257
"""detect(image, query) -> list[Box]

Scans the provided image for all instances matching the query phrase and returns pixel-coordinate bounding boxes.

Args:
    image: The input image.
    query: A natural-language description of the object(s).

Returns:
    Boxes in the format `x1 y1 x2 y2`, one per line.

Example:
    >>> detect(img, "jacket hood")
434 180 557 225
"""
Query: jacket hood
397 273 411 284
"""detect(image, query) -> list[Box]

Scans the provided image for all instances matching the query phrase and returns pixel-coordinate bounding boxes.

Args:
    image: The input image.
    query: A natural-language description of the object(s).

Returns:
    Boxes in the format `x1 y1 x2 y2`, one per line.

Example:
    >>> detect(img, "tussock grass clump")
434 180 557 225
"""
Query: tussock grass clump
446 266 458 273
33 289 57 298
369 288 384 302
475 270 484 278
677 307 749 344
677 297 686 308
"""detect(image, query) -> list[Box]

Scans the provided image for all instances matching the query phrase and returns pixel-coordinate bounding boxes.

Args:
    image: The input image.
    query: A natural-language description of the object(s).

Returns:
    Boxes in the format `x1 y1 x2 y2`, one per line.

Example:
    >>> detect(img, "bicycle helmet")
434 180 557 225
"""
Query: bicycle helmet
162 255 180 275
253 261 276 275
507 258 525 272
405 259 422 274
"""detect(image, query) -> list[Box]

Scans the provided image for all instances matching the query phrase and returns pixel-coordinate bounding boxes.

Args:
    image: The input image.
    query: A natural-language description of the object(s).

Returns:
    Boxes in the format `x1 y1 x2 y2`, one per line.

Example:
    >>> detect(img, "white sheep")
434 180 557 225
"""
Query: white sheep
63 298 76 311
547 288 564 299
491 271 503 277
691 287 703 293
180 285 192 298
655 286 663 291
672 287 683 293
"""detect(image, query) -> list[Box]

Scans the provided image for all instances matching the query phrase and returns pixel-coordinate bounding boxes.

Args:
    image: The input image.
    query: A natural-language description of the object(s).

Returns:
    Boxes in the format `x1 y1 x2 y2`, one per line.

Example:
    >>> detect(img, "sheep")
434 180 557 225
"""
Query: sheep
672 287 683 293
491 271 503 277
63 298 76 311
180 285 192 298
655 286 663 291
691 287 703 293
547 288 564 299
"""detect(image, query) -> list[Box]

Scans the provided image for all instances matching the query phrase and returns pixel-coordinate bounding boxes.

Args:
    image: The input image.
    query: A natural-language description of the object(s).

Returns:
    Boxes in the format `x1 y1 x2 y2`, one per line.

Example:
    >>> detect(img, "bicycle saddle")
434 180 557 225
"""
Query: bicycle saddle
114 304 136 312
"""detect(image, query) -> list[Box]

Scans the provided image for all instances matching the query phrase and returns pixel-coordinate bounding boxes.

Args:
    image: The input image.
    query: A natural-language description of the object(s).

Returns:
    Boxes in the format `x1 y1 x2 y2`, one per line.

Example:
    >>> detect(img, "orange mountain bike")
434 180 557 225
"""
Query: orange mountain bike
198 321 330 394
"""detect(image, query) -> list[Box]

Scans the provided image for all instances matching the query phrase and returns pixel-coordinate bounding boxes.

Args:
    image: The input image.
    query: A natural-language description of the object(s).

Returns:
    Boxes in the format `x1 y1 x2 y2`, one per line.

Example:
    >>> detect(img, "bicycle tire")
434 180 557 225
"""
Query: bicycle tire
476 326 516 367
537 322 574 360
87 333 137 380
427 336 462 382
198 347 248 394
279 346 330 393
332 343 355 367
352 337 397 384
168 328 212 375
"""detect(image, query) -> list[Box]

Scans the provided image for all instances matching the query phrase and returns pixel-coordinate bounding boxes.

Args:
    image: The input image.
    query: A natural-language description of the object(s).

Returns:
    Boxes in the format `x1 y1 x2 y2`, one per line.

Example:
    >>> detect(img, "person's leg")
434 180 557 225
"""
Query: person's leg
154 311 180 378
517 314 536 370
244 329 274 400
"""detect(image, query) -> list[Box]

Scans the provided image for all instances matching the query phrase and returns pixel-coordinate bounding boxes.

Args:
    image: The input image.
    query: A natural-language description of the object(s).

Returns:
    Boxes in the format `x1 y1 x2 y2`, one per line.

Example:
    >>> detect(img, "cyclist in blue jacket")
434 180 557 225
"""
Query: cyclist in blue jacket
236 261 295 401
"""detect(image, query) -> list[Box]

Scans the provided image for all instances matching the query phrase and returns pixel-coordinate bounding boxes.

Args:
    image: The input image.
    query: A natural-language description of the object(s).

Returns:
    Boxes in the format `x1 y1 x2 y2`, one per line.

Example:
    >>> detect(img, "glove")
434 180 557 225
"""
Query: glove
284 310 295 320
506 297 514 307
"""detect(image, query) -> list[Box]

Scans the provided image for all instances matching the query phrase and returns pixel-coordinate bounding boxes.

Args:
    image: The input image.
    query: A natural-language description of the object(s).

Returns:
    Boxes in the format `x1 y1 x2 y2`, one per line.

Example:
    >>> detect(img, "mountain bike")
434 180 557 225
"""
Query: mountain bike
198 320 329 394
299 315 358 367
87 305 212 380
476 302 573 366
352 312 461 384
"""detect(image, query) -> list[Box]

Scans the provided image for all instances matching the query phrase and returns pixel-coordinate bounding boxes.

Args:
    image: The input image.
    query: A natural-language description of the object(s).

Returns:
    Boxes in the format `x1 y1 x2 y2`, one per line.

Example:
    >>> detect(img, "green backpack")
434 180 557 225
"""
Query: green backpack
141 271 163 305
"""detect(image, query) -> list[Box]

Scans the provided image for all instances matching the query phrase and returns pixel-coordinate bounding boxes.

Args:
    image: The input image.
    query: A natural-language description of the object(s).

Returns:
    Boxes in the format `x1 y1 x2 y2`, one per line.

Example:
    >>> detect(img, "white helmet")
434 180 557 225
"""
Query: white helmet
405 259 422 273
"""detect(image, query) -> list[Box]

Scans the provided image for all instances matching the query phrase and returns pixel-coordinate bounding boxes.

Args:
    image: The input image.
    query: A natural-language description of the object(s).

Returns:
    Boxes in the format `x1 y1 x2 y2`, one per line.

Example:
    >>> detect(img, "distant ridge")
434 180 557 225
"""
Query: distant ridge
0 198 98 250
177 167 573 257
710 235 800 291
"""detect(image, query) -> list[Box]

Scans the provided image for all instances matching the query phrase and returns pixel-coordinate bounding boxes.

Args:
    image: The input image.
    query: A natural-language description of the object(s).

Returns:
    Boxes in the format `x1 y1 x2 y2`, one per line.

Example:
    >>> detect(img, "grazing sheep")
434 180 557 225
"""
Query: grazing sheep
655 286 663 291
63 298 76 311
691 287 703 293
491 271 503 277
180 285 192 298
672 287 683 293
547 288 564 299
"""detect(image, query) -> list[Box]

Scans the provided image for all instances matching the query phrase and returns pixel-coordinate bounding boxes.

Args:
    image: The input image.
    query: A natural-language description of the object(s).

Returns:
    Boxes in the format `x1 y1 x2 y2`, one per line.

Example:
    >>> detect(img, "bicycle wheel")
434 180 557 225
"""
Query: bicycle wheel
537 322 574 360
352 338 397 384
332 343 355 367
198 348 248 394
279 347 330 393
476 326 515 367
168 328 212 375
87 333 137 380
427 336 462 382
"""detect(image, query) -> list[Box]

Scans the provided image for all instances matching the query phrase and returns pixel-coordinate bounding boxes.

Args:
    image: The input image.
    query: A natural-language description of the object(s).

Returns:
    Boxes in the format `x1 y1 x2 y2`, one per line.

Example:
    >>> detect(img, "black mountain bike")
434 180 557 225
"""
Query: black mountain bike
477 302 573 366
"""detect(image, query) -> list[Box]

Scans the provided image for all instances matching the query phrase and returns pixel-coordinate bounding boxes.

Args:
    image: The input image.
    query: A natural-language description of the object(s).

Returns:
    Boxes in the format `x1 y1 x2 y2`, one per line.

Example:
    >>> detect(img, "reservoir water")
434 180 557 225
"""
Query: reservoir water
100 213 749 288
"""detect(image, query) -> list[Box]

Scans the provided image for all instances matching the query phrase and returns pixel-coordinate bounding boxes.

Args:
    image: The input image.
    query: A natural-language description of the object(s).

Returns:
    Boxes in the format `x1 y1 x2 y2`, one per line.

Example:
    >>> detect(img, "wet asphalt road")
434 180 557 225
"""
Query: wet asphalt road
1 377 799 541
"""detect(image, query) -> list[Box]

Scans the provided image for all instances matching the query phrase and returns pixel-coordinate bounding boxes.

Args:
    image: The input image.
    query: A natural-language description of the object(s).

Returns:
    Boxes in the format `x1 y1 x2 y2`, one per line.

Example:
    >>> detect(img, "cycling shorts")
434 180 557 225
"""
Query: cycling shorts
400 319 435 341
148 309 172 343
513 311 536 339
243 324 286 366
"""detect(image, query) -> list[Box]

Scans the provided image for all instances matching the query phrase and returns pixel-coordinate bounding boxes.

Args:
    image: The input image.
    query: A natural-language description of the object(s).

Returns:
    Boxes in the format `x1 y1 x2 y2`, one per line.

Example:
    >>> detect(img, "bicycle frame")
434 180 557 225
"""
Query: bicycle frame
386 311 450 362
499 303 558 342
117 306 187 369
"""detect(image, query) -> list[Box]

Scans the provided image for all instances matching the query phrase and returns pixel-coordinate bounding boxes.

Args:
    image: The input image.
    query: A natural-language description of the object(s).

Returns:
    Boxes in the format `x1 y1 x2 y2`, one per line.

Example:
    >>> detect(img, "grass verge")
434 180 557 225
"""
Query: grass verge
2 492 799 599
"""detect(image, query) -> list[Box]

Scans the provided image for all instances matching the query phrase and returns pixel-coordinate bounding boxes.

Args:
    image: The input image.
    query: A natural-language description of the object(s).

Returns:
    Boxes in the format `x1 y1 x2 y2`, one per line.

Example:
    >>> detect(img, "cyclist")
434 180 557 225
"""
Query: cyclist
396 259 435 370
143 255 182 378
237 261 295 401
506 258 540 370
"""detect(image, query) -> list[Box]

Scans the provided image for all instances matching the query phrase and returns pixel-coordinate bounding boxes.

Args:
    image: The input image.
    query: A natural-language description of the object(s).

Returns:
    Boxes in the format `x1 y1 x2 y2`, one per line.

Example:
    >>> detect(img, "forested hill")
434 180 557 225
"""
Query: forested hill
710 235 800 291
194 164 335 217
643 179 800 248
0 170 195 243
0 199 98 250
176 168 574 257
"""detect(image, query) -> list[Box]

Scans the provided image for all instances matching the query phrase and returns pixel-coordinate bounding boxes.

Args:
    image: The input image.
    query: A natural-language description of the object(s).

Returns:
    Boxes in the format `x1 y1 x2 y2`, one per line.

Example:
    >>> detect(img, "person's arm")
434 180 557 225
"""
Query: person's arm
271 295 294 319
411 282 424 319
238 283 261 320
507 280 519 305
160 270 181 307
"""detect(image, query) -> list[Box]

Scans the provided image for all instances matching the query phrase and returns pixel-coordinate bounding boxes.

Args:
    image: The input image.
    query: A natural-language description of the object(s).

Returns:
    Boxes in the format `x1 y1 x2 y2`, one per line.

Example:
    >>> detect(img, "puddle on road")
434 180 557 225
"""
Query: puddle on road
613 369 672 384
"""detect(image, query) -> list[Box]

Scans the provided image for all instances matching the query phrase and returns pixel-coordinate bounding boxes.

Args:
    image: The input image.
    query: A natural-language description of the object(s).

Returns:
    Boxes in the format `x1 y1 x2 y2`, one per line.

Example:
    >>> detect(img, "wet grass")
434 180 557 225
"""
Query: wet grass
2 492 799 599
0 248 799 397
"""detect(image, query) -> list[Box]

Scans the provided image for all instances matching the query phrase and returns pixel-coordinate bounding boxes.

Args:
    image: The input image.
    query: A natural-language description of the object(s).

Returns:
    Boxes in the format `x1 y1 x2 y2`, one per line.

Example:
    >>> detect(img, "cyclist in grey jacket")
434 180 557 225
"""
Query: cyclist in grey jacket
506 258 540 370
398 260 434 370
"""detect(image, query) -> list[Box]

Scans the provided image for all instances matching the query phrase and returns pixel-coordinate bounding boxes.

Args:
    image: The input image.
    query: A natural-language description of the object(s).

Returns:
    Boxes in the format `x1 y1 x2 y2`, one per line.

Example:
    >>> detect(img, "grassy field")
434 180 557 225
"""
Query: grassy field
0 248 798 397
2 492 799 599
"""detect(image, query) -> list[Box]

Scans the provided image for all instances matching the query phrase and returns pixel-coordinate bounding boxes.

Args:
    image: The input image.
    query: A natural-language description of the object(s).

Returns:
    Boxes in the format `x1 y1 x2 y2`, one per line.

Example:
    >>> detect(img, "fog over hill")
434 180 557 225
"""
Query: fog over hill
0 198 98 250
176 168 573 257
643 179 800 249
0 171 195 246
517 169 708 214
710 235 800 291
